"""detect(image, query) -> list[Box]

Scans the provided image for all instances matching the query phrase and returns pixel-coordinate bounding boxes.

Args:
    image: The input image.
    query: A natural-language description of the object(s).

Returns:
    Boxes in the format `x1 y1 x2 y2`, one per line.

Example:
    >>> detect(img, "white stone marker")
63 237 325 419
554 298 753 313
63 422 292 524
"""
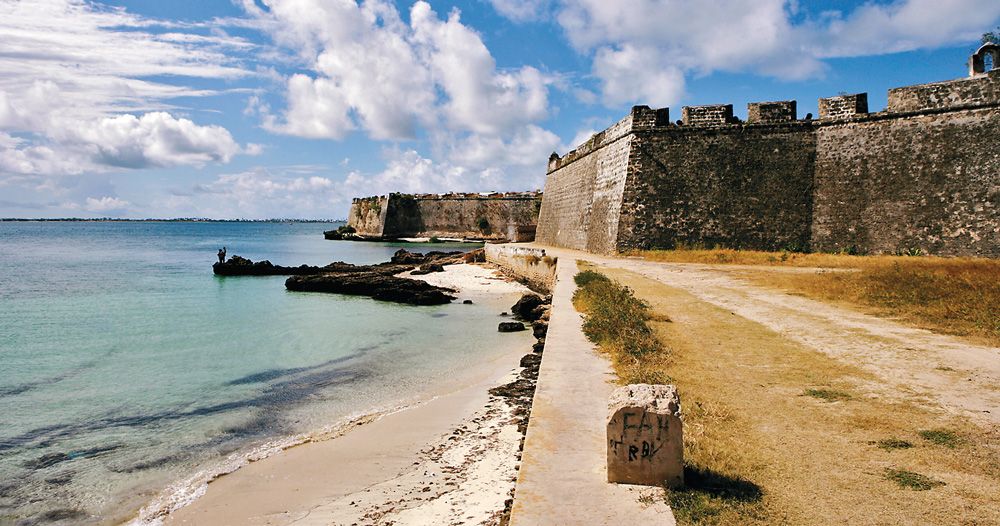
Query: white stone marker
607 384 683 487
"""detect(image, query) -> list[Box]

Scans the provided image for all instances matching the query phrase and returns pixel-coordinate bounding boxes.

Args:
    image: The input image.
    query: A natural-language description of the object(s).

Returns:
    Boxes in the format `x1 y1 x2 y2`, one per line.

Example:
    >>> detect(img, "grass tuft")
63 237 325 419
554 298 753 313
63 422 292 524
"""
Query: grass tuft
803 388 852 402
883 468 945 490
918 429 961 448
872 438 914 451
572 268 669 382
573 269 610 287
573 272 661 359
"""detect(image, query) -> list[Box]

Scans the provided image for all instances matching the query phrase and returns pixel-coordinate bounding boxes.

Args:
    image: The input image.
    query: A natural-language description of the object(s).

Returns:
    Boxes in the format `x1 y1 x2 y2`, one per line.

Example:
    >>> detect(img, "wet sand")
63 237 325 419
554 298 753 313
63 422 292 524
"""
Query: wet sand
135 263 534 525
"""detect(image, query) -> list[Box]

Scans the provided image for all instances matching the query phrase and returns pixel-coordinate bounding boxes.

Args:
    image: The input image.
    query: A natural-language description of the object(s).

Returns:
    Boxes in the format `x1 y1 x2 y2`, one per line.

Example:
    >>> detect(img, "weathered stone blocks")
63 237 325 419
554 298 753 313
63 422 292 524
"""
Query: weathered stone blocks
818 93 868 120
537 64 1000 258
607 384 683 487
747 100 797 123
682 104 734 126
348 192 542 241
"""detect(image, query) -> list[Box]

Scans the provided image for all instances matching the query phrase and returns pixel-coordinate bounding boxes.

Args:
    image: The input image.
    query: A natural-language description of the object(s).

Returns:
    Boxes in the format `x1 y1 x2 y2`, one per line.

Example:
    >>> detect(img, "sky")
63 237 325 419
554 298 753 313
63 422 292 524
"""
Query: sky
1 0 998 219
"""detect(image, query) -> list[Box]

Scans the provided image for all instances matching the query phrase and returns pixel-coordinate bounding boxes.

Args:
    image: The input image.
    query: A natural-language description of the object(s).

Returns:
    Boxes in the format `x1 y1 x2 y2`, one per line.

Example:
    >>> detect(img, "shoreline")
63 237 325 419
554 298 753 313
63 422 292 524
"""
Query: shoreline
129 262 541 526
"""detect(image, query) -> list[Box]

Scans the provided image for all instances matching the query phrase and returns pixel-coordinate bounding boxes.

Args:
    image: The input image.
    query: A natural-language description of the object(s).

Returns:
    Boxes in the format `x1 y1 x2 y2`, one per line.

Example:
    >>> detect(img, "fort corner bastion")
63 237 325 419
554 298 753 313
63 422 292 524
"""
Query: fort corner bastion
347 191 542 242
536 47 1000 258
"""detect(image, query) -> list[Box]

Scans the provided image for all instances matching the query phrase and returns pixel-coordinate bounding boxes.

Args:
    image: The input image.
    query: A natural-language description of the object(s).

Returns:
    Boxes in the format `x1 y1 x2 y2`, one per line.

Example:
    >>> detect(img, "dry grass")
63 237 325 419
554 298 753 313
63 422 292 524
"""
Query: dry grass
571 268 670 385
592 265 1000 526
634 249 1000 346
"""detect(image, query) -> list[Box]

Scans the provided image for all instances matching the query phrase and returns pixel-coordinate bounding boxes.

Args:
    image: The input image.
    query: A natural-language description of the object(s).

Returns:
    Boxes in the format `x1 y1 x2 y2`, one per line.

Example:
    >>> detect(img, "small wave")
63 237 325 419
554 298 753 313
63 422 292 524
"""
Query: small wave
126 398 429 526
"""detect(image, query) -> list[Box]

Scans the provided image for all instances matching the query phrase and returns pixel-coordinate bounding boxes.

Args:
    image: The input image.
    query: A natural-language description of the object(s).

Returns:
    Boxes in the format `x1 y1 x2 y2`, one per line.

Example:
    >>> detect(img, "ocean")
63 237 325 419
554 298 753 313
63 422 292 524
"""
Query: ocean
0 221 526 525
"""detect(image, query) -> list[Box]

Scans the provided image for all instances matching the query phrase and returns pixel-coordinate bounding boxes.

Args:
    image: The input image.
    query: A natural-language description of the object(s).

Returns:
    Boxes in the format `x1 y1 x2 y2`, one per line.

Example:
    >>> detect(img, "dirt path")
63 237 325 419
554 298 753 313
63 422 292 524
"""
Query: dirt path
606 259 1000 426
587 262 1000 525
529 243 1000 427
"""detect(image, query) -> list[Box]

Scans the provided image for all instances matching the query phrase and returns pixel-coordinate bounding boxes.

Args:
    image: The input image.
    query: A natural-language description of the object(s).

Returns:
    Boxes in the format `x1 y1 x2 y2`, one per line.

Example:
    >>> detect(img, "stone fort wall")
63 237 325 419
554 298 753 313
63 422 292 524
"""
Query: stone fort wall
536 68 1000 258
348 192 542 241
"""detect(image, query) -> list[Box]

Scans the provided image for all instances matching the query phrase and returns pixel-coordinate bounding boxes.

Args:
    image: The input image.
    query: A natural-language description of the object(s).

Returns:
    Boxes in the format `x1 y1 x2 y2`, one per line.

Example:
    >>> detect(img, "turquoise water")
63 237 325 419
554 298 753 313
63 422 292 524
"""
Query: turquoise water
0 222 524 525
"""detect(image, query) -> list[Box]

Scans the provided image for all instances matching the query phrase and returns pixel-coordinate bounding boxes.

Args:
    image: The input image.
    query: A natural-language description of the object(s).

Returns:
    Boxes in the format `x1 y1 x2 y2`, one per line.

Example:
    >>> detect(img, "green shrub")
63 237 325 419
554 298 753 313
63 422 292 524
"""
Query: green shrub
573 271 661 359
883 468 945 490
918 429 961 448
574 270 610 287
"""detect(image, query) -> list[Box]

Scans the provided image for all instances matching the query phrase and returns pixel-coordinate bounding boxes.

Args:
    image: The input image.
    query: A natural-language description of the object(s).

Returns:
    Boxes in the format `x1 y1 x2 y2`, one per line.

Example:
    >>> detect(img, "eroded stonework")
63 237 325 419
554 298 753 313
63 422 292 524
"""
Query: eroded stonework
349 192 542 242
537 68 1000 257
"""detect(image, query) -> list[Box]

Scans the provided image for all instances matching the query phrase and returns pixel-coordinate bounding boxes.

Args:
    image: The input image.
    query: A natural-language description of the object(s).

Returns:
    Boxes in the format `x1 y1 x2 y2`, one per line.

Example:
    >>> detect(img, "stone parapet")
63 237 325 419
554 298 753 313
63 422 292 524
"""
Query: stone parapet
747 100 797 124
887 71 1000 113
681 104 734 126
484 244 557 293
819 93 868 120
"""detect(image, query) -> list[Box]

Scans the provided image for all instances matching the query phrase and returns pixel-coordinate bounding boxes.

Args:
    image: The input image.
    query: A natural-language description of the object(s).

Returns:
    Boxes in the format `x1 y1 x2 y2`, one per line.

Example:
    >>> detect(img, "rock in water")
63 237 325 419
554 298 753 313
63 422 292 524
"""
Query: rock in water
511 294 545 321
286 274 456 306
213 256 324 276
532 321 548 339
498 322 526 332
215 249 468 305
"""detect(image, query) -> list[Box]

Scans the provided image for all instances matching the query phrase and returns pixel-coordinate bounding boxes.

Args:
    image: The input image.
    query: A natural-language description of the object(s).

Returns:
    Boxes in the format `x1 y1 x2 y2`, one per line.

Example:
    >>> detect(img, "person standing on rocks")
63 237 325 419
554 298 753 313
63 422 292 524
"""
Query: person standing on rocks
218 247 227 264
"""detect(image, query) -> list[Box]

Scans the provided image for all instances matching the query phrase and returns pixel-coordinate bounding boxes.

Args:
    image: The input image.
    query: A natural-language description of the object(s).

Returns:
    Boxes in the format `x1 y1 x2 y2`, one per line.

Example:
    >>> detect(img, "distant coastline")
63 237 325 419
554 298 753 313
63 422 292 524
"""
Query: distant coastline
0 217 343 223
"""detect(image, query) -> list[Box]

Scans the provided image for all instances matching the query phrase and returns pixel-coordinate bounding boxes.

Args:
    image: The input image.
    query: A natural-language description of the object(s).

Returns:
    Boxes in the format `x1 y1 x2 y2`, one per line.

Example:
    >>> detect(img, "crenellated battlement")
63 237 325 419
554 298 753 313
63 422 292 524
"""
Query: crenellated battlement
348 191 542 242
747 101 797 123
537 55 1000 258
819 93 868 120
682 104 735 126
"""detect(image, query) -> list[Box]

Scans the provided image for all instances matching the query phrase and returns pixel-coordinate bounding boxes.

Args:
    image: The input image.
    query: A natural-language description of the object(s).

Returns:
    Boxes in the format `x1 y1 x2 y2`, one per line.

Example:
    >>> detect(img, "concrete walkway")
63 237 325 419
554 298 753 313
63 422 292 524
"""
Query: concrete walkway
508 256 673 525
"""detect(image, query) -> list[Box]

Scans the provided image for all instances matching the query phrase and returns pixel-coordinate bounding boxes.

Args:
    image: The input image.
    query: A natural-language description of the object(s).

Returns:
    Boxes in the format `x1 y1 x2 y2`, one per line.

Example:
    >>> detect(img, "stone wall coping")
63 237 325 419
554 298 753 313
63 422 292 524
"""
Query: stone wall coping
548 98 1000 174
549 72 1000 174
351 193 542 203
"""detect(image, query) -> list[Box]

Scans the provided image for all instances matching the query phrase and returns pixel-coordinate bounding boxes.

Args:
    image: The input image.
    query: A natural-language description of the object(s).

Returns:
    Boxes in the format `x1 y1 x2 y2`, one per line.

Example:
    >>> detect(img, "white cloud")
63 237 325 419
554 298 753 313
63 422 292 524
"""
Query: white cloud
244 0 552 140
0 0 256 177
181 168 342 219
0 0 250 117
0 105 248 175
75 113 243 169
488 0 552 22
244 0 435 140
555 0 1000 107
410 3 551 134
84 196 130 212
591 45 687 107
448 125 560 171
810 0 1000 58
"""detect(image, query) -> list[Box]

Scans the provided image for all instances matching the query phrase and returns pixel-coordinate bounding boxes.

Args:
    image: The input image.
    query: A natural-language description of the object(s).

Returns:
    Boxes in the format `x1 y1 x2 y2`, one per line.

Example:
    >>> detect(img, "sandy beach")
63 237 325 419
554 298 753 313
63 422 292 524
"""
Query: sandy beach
132 262 539 526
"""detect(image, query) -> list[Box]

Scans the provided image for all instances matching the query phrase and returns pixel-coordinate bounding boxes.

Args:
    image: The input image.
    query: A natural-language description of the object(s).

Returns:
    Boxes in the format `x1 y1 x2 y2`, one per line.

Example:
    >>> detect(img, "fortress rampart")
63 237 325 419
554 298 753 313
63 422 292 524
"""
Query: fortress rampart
348 192 542 241
537 54 1000 257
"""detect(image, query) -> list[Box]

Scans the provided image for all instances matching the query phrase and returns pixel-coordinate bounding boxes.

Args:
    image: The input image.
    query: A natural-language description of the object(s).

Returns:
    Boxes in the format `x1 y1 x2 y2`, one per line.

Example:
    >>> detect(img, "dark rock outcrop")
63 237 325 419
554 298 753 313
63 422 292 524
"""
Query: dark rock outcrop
519 353 541 369
532 321 548 339
511 293 545 321
214 249 467 306
389 249 463 265
324 225 357 240
411 263 445 275
498 322 526 333
286 273 456 305
213 256 329 276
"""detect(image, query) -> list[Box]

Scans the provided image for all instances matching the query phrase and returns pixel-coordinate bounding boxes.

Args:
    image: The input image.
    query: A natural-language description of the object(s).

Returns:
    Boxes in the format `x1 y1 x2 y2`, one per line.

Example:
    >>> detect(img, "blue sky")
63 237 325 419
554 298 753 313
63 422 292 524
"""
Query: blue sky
1 0 998 219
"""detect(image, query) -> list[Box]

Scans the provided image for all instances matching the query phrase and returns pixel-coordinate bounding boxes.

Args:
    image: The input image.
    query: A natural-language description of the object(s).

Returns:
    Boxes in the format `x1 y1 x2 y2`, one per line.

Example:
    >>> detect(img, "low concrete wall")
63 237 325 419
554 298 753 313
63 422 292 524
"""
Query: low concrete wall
485 244 558 293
